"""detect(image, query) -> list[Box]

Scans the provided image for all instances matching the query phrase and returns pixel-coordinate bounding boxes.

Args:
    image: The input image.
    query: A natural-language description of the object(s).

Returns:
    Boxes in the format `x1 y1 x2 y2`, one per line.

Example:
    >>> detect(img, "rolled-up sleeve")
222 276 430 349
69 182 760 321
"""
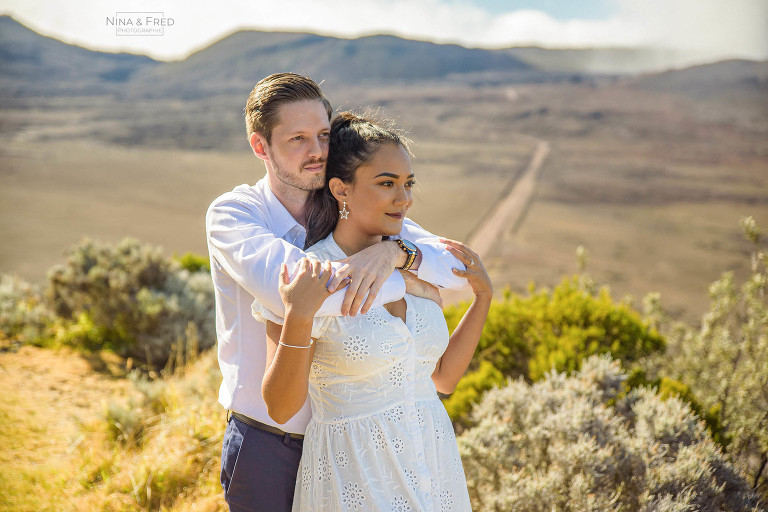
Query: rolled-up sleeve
402 218 468 290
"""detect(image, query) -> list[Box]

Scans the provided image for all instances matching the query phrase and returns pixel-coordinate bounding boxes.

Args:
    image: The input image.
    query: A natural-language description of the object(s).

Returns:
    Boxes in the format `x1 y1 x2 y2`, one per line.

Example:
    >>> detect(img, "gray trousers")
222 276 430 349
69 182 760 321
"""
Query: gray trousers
221 415 304 512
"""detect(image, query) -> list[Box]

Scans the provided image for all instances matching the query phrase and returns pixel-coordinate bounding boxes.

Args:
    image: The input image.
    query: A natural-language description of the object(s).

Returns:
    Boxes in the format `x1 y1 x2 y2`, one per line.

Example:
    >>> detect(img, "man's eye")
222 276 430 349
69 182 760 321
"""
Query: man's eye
319 133 330 140
292 135 304 141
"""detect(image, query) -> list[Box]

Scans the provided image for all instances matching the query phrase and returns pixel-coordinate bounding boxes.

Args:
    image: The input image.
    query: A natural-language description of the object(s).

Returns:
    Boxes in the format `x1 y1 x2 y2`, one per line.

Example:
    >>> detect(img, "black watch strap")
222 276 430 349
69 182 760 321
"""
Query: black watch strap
396 239 418 271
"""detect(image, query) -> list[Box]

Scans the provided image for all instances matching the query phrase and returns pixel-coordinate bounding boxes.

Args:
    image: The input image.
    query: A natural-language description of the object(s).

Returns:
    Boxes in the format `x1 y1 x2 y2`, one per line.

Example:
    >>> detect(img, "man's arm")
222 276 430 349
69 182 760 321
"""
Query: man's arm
206 196 405 318
330 217 470 315
401 218 468 290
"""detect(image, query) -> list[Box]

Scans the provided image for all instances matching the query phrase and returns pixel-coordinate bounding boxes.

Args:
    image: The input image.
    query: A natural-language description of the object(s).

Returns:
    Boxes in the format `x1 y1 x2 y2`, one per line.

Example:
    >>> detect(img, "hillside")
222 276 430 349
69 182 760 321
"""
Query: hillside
628 59 768 103
0 16 537 100
0 16 159 97
125 31 535 97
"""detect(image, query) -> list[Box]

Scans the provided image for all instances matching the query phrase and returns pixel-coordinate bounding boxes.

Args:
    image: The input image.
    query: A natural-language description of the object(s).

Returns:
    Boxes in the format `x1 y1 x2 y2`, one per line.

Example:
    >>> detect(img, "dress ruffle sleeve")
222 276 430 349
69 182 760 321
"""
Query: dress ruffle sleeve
251 300 332 339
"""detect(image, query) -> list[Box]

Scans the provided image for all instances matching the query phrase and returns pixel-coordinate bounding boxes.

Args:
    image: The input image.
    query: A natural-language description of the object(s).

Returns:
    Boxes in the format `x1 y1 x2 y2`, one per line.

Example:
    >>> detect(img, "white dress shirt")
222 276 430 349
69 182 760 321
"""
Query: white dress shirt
206 177 466 434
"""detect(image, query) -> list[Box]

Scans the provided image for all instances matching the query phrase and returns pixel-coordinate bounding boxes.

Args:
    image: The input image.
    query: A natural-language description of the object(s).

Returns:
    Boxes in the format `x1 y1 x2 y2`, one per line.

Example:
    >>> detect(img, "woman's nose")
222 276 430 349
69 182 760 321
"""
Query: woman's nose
394 187 410 205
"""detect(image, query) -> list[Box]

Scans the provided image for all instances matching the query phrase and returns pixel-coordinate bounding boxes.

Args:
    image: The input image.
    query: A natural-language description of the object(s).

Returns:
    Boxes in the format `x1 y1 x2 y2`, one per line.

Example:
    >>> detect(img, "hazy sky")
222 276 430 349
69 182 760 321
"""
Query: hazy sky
1 0 766 63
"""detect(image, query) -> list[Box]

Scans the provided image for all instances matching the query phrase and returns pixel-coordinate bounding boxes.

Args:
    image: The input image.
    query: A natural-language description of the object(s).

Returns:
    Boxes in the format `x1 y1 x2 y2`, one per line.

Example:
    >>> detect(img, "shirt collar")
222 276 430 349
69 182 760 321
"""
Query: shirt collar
259 178 306 241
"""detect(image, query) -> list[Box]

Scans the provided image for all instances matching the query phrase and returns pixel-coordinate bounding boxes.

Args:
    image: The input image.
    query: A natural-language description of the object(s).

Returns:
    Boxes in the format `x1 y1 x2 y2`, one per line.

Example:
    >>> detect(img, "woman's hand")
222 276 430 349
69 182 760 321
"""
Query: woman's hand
441 239 493 299
432 239 493 394
279 258 333 319
399 270 443 308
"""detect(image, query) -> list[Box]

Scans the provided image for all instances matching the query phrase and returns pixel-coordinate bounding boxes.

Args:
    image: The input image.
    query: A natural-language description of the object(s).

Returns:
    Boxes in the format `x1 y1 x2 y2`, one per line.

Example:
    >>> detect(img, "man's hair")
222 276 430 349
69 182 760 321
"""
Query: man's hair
244 73 332 144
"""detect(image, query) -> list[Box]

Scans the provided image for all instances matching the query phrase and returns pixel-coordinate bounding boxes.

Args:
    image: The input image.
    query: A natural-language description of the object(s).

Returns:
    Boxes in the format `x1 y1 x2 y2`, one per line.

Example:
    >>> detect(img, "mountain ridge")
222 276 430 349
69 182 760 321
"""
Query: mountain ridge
1 14 766 102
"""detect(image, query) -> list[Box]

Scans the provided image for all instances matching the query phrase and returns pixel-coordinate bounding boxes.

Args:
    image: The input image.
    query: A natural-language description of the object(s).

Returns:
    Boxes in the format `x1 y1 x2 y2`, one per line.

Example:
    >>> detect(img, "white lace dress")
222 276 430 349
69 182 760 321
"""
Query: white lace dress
255 232 471 512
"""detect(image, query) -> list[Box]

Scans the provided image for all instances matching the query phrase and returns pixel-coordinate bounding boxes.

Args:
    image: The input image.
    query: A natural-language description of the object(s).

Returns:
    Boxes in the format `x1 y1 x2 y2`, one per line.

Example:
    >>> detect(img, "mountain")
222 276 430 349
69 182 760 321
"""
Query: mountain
4 15 764 103
505 47 709 75
628 59 768 101
126 30 536 98
0 15 159 96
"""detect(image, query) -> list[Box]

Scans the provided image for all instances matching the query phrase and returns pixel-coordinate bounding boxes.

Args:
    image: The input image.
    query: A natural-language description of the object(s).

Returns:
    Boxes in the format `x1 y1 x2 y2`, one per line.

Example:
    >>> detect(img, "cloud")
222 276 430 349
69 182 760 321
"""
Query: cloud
1 0 766 64
616 0 768 60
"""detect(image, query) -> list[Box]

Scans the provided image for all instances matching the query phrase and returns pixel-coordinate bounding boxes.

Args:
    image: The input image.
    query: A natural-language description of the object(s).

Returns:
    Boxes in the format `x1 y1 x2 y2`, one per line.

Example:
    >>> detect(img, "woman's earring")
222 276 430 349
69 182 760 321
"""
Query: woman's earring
339 201 349 219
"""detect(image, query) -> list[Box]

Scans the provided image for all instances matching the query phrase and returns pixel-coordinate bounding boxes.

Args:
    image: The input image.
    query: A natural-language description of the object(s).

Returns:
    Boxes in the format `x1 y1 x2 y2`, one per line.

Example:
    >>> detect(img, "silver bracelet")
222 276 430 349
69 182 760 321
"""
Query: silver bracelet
278 339 314 349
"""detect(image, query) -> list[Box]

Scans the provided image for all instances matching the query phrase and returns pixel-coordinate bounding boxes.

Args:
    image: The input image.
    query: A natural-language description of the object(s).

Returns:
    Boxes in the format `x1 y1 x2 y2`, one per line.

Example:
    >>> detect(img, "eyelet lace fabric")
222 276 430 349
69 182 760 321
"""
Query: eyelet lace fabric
290 233 472 511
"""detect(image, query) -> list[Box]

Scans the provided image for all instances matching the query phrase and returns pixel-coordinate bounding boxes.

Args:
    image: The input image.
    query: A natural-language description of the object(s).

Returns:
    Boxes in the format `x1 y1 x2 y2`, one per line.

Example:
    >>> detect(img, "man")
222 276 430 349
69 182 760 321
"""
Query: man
206 73 467 511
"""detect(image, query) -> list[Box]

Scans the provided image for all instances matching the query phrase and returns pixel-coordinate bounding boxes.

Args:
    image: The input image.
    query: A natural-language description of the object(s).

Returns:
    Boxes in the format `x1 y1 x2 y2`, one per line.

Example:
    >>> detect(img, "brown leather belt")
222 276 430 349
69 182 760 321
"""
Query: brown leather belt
230 411 305 441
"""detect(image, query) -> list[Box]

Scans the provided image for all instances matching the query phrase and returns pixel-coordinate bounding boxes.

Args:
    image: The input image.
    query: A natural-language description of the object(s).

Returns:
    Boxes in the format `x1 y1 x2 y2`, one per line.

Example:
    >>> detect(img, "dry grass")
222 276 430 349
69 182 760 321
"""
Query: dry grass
0 346 132 510
0 344 228 511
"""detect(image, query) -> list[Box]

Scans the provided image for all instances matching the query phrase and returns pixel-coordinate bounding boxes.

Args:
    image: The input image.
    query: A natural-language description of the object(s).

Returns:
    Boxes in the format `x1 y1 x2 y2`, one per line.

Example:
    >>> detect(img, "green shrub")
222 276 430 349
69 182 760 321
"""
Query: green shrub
47 238 215 366
174 252 210 274
627 369 728 448
443 276 664 423
442 360 505 424
458 354 764 511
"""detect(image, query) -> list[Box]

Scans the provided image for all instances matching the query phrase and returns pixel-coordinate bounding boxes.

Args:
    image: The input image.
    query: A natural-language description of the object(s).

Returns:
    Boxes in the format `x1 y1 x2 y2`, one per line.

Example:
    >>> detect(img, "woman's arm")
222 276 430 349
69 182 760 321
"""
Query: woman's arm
432 240 493 394
207 195 405 318
262 259 331 424
399 269 443 308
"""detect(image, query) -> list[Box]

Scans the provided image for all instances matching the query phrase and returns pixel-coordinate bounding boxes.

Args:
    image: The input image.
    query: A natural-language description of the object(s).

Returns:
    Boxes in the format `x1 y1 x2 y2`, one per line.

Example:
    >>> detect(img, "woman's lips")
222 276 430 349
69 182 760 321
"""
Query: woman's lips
386 213 405 219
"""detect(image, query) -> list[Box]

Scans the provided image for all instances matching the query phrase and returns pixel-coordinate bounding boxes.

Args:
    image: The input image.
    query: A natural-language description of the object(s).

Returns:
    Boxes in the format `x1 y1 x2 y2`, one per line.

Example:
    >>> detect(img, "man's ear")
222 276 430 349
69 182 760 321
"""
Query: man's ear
328 177 350 202
250 132 269 162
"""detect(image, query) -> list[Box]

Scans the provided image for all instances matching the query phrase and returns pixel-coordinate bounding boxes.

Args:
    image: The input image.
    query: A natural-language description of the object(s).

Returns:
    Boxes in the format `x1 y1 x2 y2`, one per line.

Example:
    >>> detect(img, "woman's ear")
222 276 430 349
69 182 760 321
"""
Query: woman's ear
328 177 350 202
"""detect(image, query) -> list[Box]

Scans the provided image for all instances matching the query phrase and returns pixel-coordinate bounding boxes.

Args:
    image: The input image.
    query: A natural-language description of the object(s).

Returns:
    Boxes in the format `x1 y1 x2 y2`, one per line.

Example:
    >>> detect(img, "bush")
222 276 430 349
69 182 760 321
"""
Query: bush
174 252 211 274
0 273 54 346
442 360 505 424
457 354 764 511
47 238 215 366
442 276 664 422
646 217 768 499
73 351 226 510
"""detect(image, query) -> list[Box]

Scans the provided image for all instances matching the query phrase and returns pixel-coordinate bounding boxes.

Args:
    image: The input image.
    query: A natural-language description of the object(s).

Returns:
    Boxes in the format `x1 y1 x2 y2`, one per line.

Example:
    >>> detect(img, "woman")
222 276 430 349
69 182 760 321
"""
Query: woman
255 113 492 511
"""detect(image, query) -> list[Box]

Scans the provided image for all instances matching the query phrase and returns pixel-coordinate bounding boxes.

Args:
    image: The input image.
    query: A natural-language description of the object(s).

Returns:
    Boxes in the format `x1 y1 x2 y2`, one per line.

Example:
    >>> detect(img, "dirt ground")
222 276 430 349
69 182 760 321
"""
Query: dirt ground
0 345 131 511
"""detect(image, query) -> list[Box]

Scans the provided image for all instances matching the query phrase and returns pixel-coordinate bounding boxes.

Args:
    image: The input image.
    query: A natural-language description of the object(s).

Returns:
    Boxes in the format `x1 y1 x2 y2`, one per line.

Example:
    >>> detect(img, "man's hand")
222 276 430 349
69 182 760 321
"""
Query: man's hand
327 241 402 316
400 270 443 309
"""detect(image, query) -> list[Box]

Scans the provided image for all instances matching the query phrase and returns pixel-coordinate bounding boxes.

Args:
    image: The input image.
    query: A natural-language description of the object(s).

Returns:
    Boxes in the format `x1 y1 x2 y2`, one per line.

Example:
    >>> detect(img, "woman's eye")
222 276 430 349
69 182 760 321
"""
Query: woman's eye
380 181 394 187
406 180 416 188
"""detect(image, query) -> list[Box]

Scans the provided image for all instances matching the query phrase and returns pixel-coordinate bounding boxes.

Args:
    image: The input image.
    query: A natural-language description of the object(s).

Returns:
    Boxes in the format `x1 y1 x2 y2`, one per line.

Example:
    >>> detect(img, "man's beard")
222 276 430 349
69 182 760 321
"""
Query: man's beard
272 158 326 192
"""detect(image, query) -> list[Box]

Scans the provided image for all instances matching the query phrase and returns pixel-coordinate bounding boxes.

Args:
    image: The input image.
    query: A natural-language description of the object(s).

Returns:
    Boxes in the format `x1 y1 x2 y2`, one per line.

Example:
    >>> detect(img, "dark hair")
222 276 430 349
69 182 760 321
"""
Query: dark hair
304 112 411 249
244 73 332 143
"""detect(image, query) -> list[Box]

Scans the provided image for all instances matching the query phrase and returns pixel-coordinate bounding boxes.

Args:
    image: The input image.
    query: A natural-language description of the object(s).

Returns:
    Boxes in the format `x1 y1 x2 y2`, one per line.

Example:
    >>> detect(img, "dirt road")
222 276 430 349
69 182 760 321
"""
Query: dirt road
441 136 550 305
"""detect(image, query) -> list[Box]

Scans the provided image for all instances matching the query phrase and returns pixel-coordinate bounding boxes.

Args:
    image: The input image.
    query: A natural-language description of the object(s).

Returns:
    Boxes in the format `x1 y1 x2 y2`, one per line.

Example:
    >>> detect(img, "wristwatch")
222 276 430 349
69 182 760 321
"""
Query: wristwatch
395 239 418 271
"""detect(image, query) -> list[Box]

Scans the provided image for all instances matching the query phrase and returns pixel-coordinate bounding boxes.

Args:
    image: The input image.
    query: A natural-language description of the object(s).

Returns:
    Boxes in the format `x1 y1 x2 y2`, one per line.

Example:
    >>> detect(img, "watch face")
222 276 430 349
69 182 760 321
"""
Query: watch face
400 239 417 253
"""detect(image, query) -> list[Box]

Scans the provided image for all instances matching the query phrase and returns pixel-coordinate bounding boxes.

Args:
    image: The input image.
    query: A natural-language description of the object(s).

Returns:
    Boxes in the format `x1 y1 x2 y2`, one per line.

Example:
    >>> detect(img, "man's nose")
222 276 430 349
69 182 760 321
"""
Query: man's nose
308 136 326 158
